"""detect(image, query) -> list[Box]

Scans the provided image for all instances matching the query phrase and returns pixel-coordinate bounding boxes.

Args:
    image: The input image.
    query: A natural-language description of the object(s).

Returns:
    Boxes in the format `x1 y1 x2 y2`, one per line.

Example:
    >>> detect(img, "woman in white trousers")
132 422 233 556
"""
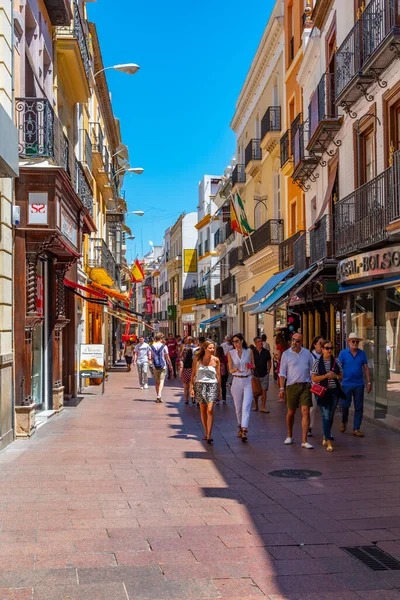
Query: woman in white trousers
228 333 255 442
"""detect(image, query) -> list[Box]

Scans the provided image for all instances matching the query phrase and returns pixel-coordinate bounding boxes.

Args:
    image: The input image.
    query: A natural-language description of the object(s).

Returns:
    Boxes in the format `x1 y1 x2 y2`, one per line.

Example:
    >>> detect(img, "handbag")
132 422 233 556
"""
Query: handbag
251 376 263 399
310 382 327 397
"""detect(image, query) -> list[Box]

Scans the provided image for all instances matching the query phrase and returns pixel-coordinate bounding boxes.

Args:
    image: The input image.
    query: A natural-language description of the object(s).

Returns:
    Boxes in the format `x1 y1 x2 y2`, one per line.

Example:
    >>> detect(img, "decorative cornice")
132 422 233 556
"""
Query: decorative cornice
244 246 279 276
231 13 283 133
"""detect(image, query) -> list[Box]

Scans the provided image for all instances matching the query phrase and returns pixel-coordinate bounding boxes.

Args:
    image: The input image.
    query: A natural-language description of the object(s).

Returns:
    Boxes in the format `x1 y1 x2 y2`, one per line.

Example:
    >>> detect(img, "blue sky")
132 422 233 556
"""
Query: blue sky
88 0 274 260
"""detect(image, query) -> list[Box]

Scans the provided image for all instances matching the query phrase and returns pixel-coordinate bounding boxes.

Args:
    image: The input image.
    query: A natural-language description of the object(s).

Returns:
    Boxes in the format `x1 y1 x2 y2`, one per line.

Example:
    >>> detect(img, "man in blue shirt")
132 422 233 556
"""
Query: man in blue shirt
338 333 372 437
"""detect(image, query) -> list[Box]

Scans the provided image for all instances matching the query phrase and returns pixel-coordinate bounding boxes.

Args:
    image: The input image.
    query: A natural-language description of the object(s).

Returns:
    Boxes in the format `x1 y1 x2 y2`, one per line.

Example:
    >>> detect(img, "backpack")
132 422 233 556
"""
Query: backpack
183 347 193 369
151 344 166 370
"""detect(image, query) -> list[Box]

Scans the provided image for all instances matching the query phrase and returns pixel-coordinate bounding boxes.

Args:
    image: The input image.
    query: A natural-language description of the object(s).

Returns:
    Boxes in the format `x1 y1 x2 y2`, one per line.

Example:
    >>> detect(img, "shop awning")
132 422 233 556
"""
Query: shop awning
338 276 400 294
88 281 129 303
286 264 324 301
243 268 294 312
199 313 226 328
64 278 107 299
250 267 314 314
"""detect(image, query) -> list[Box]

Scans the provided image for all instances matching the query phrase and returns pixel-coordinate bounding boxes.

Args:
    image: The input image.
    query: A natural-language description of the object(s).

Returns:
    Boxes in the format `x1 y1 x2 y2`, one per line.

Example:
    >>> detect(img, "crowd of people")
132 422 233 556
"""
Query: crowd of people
121 329 371 451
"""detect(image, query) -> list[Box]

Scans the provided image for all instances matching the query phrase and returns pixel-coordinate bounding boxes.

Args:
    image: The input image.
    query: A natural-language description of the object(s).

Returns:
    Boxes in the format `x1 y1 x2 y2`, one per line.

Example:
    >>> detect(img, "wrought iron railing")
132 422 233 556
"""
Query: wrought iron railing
261 106 281 140
229 247 243 269
221 275 235 296
335 168 392 257
196 285 211 300
292 121 308 167
103 145 110 177
90 122 104 155
225 220 233 239
242 219 284 259
362 0 398 63
80 128 92 172
75 160 93 216
335 19 362 100
279 230 305 270
183 285 197 300
309 72 337 139
232 164 246 186
310 214 334 264
60 130 70 176
293 232 309 274
245 139 262 167
16 98 54 158
87 238 117 281
56 0 91 79
280 130 291 167
214 283 221 299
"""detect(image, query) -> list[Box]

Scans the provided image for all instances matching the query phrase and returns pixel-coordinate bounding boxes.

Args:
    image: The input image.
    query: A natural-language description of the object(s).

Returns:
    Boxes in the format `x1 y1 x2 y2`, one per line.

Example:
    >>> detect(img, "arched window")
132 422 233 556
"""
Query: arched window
254 198 268 229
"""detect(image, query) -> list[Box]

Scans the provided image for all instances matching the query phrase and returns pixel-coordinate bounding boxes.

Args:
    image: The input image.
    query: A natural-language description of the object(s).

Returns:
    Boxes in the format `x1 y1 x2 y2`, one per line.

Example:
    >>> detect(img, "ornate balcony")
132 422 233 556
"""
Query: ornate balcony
242 219 284 260
310 214 334 265
75 160 93 217
221 275 235 296
335 168 392 257
43 0 72 26
79 128 92 175
279 231 305 270
261 106 281 153
229 247 244 269
308 73 342 157
335 0 400 115
293 232 309 275
231 164 246 187
183 285 197 300
214 283 221 299
292 120 319 192
245 139 262 177
87 238 117 286
55 0 91 102
196 285 212 301
280 130 292 174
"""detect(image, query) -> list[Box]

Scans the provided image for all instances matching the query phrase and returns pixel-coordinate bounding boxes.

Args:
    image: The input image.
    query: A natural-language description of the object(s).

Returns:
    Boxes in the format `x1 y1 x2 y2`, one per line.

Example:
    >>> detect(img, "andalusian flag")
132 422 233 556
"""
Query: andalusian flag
130 259 145 282
236 192 254 234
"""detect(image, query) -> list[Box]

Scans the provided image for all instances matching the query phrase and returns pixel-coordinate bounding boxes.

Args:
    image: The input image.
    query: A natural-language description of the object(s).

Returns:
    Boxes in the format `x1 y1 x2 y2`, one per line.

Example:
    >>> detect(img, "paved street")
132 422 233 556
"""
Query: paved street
2 370 400 599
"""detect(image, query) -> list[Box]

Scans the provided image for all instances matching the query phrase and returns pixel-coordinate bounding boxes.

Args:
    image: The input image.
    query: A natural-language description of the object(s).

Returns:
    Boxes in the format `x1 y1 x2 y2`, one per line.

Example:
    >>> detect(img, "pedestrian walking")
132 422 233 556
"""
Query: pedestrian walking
227 333 254 442
133 336 151 389
124 339 134 372
221 335 233 356
275 332 289 398
338 333 372 437
166 333 178 379
150 332 172 403
216 345 228 403
278 333 314 449
311 340 343 452
251 336 272 413
308 336 324 437
180 336 195 404
261 333 271 352
190 341 221 443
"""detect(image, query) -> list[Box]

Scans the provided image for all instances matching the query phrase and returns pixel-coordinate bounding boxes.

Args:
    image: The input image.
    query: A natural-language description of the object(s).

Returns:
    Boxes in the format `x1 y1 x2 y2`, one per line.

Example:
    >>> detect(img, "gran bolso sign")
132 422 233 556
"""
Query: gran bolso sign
337 245 400 284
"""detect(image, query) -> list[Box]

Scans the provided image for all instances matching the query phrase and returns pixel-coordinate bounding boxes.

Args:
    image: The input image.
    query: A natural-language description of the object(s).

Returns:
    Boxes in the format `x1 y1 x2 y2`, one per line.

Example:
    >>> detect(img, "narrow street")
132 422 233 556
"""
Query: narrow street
2 370 400 599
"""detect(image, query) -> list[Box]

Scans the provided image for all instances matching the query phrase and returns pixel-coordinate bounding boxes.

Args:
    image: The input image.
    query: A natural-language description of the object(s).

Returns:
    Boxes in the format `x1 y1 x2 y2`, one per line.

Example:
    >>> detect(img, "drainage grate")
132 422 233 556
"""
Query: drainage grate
343 546 400 571
268 469 322 480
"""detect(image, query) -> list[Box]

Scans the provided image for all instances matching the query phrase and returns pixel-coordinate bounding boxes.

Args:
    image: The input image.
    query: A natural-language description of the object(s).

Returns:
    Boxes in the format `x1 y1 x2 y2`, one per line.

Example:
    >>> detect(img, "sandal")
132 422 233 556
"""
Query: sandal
207 437 213 444
202 435 208 440
260 409 270 413
241 428 248 442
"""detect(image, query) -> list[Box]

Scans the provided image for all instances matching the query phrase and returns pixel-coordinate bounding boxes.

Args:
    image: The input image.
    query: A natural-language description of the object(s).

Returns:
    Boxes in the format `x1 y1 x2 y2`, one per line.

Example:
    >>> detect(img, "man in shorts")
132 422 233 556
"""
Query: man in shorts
252 336 272 413
278 333 314 449
150 332 172 403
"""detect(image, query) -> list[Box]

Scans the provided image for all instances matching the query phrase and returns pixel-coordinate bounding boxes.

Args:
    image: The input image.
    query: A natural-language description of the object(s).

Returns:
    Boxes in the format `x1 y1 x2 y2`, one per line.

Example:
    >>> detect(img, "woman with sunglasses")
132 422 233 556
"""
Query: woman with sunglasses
308 336 324 437
311 340 343 452
227 333 254 442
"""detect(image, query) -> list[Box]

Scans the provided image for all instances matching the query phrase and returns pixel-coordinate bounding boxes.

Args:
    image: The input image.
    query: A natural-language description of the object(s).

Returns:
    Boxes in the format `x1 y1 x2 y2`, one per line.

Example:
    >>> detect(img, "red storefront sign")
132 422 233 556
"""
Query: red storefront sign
145 286 152 314
36 275 44 316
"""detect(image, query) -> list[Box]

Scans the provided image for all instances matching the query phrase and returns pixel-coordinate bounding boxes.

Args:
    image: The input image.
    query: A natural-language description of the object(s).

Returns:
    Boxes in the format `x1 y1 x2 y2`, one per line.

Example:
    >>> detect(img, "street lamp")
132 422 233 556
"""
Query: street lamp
113 166 144 179
94 63 140 79
127 211 145 217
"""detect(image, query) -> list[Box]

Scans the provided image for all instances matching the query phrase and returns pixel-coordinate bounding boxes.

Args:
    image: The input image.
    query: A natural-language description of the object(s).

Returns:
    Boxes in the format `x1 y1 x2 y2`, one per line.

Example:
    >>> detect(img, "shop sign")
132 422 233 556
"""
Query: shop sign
182 313 195 323
168 305 177 320
36 275 44 316
61 210 77 247
28 192 48 224
79 344 105 378
145 286 152 314
338 245 400 284
184 249 197 273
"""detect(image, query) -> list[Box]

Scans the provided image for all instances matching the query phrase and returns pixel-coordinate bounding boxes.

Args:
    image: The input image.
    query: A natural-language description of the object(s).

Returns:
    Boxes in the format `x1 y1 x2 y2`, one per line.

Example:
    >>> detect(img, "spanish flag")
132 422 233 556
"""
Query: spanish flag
130 259 145 282
230 197 243 235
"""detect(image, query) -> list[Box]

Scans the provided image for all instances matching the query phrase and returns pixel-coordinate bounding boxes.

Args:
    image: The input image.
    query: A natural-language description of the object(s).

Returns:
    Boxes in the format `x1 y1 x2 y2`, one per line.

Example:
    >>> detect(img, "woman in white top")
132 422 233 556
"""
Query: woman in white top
190 341 221 443
227 333 255 442
308 336 324 437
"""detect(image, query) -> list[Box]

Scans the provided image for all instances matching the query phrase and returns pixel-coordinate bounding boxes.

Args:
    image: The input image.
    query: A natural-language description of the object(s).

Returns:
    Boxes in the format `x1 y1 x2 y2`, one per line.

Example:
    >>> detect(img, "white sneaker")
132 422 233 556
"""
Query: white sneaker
144 384 148 389
301 442 314 450
140 386 144 390
284 437 294 445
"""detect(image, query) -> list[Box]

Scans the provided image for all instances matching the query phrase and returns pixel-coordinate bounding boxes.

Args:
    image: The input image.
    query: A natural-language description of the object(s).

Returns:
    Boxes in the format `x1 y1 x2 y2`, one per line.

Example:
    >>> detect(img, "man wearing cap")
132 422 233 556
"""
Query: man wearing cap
338 333 372 437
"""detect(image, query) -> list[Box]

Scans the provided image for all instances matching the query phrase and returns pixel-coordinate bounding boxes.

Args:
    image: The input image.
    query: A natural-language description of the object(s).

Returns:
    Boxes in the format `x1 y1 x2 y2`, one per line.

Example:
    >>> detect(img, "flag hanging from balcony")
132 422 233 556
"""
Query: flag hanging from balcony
131 259 145 282
230 197 243 235
236 193 254 234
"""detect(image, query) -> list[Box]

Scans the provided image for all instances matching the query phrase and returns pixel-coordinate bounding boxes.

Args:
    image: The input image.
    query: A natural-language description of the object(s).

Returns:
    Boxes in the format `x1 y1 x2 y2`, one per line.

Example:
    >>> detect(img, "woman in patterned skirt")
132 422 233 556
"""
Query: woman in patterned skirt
190 341 221 443
180 337 195 404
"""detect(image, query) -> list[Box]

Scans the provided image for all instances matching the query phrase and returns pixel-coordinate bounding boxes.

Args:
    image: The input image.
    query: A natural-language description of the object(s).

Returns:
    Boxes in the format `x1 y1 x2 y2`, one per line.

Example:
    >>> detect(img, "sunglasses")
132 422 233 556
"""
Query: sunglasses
292 339 302 343
350 340 360 344
232 339 240 344
324 347 333 350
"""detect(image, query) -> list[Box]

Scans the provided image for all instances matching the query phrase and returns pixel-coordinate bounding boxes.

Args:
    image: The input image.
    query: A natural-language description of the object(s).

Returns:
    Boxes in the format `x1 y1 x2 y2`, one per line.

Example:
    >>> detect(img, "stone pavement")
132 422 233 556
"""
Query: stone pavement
2 369 400 599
